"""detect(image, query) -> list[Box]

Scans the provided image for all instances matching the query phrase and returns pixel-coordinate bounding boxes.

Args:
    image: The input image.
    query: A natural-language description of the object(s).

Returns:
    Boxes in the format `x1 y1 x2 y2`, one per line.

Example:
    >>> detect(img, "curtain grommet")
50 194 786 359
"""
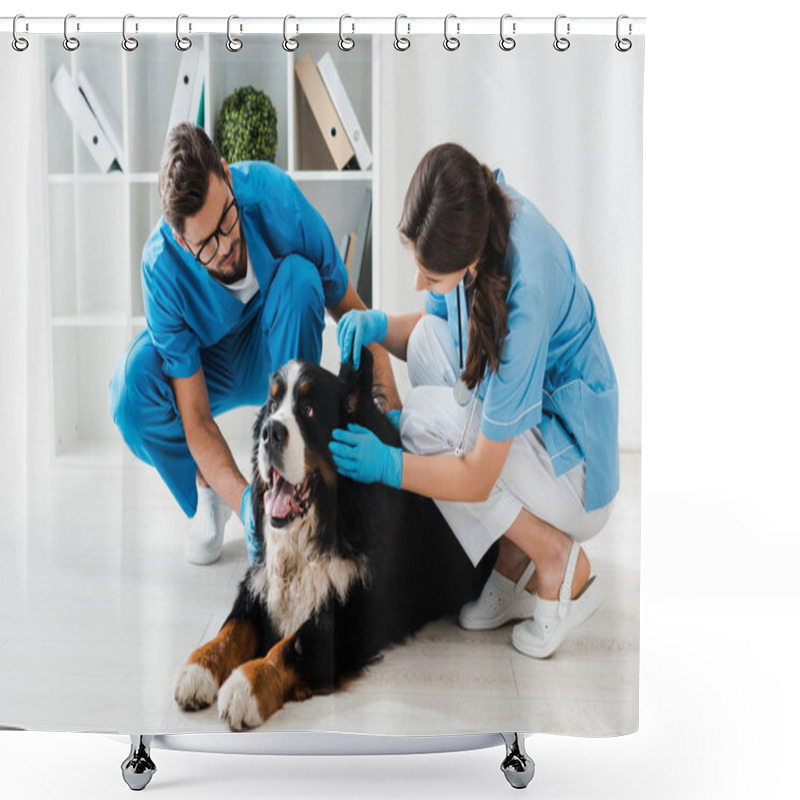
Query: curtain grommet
63 13 80 52
283 15 299 52
338 14 355 51
394 14 410 51
553 14 570 52
175 14 192 51
500 14 516 51
226 15 243 52
444 14 460 51
12 14 29 52
122 14 138 52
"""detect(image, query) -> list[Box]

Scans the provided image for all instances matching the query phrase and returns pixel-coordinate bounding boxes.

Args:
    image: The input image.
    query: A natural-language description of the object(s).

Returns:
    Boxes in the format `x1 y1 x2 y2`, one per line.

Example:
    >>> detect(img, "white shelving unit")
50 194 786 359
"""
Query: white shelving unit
42 33 379 463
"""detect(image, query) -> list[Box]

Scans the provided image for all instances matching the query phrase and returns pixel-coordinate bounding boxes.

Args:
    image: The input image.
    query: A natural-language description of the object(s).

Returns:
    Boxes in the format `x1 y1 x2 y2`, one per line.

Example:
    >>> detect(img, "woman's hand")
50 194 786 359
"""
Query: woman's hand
337 309 388 369
329 423 402 488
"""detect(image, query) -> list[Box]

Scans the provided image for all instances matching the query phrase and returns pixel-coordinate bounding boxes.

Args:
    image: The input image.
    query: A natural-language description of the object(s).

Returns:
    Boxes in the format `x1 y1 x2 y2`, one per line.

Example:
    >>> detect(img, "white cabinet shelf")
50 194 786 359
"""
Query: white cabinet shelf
43 33 380 463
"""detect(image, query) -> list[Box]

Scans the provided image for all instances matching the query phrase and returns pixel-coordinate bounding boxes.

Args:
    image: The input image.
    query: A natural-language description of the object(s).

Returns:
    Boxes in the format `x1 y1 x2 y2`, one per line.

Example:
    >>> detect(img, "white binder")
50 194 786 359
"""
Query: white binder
51 65 121 173
317 52 373 171
76 70 126 172
167 49 205 136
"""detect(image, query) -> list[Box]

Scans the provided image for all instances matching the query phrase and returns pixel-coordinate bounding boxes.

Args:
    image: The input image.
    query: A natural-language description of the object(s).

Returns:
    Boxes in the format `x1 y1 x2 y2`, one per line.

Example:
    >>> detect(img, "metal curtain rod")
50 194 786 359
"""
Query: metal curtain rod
1 15 646 37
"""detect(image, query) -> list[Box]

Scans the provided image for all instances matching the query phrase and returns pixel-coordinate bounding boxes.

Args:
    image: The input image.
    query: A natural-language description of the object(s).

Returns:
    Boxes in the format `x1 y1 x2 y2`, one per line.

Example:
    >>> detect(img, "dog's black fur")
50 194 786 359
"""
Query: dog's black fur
175 349 495 728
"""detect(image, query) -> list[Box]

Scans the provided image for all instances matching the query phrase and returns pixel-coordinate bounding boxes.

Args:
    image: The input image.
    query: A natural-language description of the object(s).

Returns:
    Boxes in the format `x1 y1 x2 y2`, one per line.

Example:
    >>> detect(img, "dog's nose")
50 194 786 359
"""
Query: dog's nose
264 419 288 447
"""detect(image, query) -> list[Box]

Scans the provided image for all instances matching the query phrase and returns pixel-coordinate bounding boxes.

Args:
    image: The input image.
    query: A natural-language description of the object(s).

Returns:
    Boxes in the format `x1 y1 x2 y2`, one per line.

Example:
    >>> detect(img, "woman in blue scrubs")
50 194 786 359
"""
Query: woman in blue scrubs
330 143 619 659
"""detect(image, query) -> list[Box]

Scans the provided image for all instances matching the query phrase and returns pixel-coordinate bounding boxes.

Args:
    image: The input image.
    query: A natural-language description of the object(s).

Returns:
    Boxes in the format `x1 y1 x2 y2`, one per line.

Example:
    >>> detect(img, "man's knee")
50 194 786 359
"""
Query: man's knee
109 333 171 451
265 254 325 325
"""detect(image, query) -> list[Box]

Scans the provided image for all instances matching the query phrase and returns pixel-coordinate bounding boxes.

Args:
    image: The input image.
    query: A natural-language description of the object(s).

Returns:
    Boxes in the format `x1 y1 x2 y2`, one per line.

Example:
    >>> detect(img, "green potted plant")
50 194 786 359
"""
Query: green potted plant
216 86 278 163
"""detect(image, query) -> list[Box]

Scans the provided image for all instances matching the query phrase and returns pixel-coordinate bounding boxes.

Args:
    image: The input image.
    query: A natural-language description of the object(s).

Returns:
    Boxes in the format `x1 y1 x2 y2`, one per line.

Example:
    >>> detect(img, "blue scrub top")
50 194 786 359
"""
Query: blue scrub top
142 161 349 380
424 170 619 512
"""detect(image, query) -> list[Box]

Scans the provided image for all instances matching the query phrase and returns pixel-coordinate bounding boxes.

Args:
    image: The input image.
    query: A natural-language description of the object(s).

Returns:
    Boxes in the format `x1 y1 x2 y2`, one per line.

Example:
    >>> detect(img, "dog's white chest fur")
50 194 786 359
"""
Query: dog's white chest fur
248 511 369 639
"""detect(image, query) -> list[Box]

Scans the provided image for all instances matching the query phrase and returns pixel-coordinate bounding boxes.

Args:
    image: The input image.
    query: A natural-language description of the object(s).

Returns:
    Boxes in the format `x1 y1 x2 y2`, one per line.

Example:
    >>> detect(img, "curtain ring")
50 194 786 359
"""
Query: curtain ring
226 15 243 51
443 14 460 51
615 15 632 52
394 14 410 51
283 15 298 52
175 14 192 51
63 14 80 51
339 15 355 51
553 14 570 52
499 14 516 51
122 14 138 52
12 15 29 52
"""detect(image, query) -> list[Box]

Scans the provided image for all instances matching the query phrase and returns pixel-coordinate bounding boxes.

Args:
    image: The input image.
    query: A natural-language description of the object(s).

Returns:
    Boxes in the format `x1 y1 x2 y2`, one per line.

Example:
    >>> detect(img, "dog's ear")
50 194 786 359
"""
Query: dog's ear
338 347 374 416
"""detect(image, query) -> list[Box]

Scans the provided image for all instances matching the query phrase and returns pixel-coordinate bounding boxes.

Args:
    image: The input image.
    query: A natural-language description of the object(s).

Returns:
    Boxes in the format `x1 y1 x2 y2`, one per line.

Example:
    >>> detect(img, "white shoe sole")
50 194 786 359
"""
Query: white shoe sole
459 592 537 630
512 578 602 658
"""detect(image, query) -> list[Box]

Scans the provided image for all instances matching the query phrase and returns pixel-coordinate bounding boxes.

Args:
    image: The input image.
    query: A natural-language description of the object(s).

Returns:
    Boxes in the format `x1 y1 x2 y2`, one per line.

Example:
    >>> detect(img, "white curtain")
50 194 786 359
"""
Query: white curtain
1 49 48 573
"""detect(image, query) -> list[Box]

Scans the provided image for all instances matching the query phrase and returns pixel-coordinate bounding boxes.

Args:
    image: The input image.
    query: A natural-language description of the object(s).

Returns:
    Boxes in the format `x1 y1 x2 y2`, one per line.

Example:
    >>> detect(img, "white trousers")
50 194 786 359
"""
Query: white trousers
399 315 614 566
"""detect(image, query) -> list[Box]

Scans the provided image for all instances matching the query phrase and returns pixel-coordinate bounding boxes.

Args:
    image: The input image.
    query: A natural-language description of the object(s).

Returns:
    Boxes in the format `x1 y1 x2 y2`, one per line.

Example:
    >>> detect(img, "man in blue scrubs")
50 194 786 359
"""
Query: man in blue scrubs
108 123 399 565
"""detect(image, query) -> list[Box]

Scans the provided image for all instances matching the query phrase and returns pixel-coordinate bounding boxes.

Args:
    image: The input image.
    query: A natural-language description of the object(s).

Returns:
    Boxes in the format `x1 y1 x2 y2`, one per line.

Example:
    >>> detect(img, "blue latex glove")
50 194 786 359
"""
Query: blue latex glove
329 423 403 489
337 309 388 369
386 409 402 430
240 485 262 565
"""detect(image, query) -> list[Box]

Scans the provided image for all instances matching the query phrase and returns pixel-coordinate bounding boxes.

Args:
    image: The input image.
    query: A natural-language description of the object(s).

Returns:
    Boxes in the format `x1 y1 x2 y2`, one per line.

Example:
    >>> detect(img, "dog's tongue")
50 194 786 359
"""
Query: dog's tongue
268 477 296 520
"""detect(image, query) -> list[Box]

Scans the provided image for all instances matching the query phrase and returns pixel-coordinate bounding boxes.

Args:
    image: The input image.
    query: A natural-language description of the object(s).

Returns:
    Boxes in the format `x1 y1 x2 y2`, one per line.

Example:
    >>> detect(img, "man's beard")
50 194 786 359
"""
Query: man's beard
208 225 247 285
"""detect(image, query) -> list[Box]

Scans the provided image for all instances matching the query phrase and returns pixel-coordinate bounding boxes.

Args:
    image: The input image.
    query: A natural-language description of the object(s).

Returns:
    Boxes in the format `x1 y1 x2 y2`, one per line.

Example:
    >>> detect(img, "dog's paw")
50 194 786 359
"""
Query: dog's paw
218 669 263 730
173 663 218 711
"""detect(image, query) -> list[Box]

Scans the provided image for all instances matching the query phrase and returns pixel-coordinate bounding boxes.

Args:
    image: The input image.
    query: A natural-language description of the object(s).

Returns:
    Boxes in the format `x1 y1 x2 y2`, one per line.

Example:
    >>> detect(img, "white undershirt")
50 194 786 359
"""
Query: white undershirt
221 254 259 304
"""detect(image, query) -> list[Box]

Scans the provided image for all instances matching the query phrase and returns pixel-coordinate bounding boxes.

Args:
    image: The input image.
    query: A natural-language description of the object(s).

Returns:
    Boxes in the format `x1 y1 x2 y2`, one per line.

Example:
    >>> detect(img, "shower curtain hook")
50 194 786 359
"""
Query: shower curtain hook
12 15 29 52
444 14 460 51
63 14 80 51
122 15 139 52
226 15 243 51
615 15 633 51
553 14 570 51
499 14 516 51
394 15 411 51
175 14 192 51
339 15 355 51
283 15 299 52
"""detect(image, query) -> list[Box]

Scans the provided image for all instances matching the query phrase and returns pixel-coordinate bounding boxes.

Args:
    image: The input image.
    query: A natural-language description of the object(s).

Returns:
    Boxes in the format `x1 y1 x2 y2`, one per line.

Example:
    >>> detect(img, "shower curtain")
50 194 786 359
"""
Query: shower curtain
0 26 643 739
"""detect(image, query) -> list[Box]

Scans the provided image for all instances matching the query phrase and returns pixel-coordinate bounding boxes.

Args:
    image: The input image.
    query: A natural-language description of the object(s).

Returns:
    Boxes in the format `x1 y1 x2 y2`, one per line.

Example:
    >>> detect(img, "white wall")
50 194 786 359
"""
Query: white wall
377 35 643 450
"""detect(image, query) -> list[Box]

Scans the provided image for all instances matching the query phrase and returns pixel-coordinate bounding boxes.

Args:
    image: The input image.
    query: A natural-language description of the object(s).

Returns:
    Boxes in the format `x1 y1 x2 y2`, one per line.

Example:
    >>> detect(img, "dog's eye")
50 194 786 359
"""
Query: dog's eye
268 398 277 414
301 401 314 418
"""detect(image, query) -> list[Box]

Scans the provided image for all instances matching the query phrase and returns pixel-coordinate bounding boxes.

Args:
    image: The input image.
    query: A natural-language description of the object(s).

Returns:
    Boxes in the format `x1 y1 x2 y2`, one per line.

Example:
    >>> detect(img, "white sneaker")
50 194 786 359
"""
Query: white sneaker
458 562 537 630
512 541 602 658
186 486 232 565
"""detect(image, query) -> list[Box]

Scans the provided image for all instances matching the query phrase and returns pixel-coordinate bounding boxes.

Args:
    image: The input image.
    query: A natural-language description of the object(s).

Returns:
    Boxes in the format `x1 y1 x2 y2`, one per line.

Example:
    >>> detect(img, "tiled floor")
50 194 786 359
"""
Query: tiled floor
1 433 639 738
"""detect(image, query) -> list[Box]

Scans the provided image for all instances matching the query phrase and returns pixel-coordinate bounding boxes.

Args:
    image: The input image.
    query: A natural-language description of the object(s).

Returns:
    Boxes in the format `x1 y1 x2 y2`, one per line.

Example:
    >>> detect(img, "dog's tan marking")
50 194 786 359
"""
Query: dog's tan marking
298 380 311 396
186 618 258 687
239 634 311 722
305 450 337 489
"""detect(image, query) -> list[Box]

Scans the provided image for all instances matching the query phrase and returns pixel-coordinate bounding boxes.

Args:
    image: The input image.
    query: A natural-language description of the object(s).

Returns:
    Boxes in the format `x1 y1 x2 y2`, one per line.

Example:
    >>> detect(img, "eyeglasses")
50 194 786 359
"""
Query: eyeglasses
186 177 240 267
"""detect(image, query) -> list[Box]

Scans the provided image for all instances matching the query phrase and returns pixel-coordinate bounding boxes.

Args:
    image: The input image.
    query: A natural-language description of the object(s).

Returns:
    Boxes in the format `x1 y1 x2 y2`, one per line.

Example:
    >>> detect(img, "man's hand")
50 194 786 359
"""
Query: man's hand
240 485 262 564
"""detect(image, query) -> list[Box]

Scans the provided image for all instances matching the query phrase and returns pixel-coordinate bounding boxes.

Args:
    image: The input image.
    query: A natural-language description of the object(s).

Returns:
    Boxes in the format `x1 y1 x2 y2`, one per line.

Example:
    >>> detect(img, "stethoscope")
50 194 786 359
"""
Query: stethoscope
454 281 480 459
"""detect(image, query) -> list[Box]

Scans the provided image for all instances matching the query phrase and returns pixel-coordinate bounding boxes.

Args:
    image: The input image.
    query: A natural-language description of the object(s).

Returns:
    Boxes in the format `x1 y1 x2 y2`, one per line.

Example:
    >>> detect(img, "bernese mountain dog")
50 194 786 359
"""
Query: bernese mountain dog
173 348 495 730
